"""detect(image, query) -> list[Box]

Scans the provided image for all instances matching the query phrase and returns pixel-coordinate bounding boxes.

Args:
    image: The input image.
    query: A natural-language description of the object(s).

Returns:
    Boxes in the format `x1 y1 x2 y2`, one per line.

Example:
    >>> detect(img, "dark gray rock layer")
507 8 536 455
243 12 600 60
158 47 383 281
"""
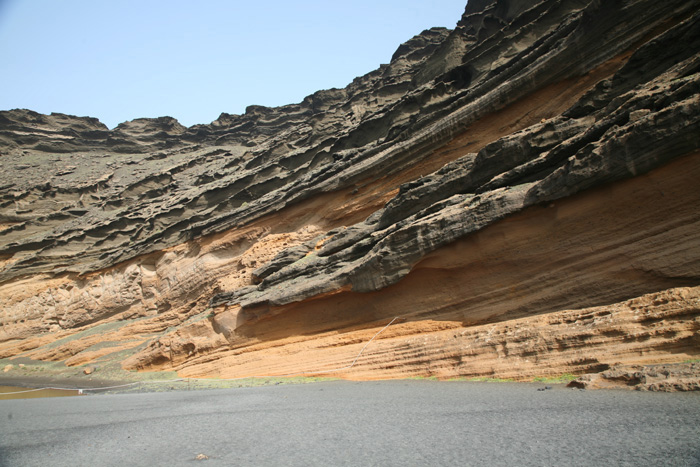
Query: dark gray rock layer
1 0 699 316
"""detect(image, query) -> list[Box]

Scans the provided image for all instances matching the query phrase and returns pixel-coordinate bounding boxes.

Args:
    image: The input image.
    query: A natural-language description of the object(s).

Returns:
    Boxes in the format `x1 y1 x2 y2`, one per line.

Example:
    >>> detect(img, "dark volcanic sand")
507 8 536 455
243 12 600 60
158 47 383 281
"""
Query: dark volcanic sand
1 380 698 466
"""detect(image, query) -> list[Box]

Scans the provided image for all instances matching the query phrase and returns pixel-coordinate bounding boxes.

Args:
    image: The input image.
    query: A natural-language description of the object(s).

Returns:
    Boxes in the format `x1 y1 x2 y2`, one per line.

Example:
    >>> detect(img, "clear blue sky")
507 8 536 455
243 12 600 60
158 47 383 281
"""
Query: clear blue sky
0 1 467 129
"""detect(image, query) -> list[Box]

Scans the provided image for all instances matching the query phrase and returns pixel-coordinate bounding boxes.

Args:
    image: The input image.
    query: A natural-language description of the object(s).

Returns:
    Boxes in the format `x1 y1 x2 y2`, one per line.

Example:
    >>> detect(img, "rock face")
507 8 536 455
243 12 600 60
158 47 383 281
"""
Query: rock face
569 363 700 392
1 0 699 387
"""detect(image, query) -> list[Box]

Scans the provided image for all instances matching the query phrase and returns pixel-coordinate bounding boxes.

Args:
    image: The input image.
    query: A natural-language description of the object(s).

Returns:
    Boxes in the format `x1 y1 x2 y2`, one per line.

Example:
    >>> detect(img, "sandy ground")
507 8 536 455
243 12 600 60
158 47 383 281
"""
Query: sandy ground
1 380 699 466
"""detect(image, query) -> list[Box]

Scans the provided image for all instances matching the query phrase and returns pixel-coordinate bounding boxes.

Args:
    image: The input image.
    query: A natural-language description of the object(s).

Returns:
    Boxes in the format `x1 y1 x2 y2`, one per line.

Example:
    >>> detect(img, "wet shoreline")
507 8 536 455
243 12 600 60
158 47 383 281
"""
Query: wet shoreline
1 385 81 399
0 375 133 389
0 373 338 399
0 375 136 399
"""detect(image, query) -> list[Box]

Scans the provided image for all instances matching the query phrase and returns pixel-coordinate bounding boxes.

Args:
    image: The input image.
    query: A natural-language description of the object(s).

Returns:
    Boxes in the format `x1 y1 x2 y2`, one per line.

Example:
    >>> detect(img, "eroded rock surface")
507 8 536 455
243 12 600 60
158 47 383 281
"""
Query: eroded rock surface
569 363 700 392
1 0 699 386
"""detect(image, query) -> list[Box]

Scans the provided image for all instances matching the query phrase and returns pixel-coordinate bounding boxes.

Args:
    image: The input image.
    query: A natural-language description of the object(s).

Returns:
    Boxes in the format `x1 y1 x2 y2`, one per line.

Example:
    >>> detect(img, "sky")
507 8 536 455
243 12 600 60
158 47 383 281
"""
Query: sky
0 1 467 129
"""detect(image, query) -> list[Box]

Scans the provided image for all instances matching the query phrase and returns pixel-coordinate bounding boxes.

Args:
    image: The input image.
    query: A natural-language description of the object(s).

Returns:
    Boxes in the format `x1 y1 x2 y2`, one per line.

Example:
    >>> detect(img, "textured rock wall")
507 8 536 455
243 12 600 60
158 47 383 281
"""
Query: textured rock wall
170 286 700 382
1 0 699 382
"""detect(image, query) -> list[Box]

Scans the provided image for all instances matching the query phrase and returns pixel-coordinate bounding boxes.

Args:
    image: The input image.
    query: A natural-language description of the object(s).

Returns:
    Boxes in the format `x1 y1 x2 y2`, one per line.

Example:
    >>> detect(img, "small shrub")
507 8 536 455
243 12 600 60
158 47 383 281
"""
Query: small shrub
532 373 578 383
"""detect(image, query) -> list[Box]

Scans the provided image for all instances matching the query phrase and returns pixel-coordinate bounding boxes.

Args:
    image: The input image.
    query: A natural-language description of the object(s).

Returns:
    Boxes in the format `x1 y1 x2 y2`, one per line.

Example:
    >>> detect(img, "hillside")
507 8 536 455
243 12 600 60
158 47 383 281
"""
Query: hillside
1 0 699 389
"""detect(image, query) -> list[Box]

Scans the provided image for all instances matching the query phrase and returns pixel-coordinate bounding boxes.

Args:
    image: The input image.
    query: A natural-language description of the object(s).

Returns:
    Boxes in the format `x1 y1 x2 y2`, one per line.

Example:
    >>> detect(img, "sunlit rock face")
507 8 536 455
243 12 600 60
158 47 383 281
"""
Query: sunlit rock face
1 0 699 386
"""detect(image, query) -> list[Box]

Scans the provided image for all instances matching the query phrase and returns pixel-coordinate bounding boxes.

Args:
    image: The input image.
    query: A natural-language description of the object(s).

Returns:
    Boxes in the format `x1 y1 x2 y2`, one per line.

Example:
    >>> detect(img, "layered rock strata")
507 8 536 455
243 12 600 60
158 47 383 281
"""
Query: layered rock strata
1 0 699 385
569 363 700 392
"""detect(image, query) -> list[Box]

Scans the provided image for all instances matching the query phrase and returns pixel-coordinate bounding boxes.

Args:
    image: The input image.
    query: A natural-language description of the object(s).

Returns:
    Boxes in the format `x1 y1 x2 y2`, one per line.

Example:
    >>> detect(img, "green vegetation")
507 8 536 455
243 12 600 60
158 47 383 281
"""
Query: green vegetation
93 375 339 394
37 320 129 351
448 373 578 384
467 376 516 383
531 373 578 384
1 356 337 393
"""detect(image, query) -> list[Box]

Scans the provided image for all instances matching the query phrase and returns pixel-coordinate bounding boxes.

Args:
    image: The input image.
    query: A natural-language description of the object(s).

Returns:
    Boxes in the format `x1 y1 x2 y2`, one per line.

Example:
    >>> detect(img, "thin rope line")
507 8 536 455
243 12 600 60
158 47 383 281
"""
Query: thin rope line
1 387 47 395
0 379 187 395
302 315 400 375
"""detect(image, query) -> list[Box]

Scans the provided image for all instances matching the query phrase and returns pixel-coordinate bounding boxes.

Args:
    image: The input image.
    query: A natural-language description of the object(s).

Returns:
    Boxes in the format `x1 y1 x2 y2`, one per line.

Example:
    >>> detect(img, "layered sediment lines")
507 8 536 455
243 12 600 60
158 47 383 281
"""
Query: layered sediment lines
140 153 700 379
1 0 699 383
177 286 700 382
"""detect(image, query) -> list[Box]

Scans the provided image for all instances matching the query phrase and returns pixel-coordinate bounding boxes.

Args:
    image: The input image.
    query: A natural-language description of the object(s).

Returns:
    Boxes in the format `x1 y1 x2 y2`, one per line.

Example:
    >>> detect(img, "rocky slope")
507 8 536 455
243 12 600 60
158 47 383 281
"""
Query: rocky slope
1 0 699 388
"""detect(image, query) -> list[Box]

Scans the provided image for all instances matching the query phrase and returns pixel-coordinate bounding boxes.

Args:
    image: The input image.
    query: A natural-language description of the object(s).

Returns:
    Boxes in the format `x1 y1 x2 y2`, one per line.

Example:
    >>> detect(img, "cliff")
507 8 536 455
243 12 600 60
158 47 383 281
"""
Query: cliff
1 0 699 387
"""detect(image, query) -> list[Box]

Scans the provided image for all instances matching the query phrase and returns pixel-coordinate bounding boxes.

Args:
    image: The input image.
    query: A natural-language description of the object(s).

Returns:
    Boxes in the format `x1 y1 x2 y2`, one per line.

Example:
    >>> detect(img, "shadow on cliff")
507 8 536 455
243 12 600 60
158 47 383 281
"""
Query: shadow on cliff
231 152 700 344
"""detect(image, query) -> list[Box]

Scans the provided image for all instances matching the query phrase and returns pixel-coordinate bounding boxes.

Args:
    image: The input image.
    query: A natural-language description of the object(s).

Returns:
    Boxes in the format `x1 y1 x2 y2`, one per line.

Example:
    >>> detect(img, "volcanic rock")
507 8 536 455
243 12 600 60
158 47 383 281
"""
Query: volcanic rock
569 363 700 392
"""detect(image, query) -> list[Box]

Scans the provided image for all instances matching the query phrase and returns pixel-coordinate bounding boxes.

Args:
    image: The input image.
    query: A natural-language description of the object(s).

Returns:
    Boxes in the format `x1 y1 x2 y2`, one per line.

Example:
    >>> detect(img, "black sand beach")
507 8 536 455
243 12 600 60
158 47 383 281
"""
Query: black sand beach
1 380 699 466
